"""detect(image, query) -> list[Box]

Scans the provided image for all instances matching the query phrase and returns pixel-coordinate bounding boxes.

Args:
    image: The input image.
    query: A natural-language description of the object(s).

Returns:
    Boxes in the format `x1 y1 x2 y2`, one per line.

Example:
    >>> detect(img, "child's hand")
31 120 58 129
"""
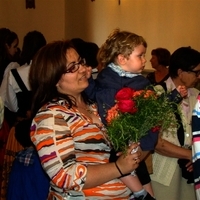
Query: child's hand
177 85 188 98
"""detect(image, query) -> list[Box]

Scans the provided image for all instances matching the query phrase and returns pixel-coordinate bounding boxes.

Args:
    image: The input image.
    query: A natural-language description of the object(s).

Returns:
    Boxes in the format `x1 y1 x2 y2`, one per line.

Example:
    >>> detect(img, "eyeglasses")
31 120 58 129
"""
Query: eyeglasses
65 58 86 73
187 69 200 77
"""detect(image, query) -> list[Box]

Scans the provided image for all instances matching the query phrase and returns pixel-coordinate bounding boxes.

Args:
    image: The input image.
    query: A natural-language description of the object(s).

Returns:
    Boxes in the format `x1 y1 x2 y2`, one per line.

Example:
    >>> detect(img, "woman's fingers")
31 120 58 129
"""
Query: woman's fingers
186 161 193 172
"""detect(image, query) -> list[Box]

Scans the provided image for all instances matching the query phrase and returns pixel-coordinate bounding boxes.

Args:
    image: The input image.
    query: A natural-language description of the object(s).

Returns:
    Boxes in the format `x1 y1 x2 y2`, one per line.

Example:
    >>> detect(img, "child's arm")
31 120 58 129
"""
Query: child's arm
154 84 187 104
167 85 187 104
139 129 159 151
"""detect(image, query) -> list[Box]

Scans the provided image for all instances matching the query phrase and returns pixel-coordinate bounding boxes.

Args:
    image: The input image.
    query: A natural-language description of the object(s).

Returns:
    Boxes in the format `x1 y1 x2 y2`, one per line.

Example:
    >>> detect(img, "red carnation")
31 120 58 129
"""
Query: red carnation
117 99 137 113
115 87 134 101
151 126 161 133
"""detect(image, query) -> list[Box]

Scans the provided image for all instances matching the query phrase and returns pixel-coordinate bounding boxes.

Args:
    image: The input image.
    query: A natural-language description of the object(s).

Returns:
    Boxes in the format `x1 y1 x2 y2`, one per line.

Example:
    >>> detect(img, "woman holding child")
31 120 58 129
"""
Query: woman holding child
29 40 141 199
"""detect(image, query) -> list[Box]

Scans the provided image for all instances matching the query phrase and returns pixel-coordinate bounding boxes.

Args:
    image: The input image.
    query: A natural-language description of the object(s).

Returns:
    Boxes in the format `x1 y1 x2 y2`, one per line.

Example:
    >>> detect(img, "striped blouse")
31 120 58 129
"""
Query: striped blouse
192 93 200 200
30 98 131 200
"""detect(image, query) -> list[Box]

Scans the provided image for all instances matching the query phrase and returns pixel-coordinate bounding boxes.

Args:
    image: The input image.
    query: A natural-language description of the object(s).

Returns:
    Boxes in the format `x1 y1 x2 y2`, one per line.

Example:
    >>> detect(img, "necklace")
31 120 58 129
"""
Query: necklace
77 104 93 114
86 107 93 114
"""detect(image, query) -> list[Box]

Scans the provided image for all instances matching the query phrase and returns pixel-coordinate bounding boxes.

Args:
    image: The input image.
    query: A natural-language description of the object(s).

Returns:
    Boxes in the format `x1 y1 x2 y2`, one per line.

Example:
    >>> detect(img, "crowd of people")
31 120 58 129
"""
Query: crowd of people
0 27 200 200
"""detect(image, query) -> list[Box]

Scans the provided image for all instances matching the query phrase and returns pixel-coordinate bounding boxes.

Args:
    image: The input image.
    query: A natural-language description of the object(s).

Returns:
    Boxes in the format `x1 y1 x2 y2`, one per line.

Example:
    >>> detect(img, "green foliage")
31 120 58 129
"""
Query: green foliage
107 90 179 153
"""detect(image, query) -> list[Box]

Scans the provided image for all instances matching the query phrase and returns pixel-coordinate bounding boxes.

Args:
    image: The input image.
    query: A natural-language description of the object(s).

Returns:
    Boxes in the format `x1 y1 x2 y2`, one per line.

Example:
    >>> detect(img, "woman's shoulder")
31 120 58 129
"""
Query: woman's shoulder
40 99 71 111
146 72 156 84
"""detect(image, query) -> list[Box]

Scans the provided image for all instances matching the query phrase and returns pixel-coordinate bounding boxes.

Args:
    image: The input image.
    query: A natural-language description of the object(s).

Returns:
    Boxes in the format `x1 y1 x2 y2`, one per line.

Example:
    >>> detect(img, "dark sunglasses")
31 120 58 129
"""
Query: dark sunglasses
65 58 86 73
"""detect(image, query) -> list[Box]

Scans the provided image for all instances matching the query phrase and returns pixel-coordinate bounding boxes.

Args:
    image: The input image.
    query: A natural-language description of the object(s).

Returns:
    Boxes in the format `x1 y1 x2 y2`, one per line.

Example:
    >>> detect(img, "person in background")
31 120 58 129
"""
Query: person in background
0 31 46 200
150 46 200 200
0 30 47 127
7 119 50 200
0 28 18 194
192 93 200 200
0 28 19 85
29 40 141 199
146 48 171 85
71 38 99 79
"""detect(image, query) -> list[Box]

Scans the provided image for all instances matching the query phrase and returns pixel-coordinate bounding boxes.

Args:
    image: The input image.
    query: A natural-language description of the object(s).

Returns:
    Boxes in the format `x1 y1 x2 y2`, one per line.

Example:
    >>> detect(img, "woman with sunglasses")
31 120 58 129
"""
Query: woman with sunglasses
150 46 200 200
29 40 141 200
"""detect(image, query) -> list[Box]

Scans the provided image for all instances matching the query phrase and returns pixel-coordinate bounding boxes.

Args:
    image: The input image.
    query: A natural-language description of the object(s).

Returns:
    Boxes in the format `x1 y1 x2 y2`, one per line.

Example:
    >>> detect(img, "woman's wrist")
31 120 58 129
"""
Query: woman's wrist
114 161 124 177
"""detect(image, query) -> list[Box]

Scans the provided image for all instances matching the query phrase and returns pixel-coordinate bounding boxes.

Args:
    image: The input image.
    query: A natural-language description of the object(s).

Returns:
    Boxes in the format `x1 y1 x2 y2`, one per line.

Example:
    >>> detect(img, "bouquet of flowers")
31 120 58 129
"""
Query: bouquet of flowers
106 87 179 152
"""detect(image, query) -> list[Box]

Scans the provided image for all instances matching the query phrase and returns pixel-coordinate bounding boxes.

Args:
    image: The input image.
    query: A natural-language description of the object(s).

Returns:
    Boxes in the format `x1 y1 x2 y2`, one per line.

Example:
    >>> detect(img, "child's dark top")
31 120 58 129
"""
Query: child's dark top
85 66 158 151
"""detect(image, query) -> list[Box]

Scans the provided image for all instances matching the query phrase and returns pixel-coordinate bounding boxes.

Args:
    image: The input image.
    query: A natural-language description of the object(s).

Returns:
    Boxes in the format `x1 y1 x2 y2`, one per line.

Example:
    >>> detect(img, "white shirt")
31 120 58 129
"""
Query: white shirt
0 62 20 103
3 63 30 112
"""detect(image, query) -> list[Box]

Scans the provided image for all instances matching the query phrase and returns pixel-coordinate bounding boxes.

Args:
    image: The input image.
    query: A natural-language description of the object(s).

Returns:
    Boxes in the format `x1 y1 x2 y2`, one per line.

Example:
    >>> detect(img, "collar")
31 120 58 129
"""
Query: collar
108 62 141 78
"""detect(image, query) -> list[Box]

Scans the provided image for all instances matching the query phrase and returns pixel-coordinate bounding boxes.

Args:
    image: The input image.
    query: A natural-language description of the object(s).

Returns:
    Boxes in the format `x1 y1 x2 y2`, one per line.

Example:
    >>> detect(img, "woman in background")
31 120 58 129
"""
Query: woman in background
146 47 171 85
151 46 200 200
0 28 19 85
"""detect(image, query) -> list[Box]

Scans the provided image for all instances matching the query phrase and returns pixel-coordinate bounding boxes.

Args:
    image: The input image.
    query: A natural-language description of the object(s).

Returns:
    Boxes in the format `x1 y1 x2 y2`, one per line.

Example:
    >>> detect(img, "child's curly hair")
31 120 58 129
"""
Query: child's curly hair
98 28 147 69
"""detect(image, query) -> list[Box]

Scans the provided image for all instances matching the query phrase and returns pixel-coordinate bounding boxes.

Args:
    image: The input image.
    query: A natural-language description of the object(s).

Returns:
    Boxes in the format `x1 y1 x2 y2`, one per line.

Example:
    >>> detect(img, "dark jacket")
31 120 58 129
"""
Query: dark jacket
85 67 157 151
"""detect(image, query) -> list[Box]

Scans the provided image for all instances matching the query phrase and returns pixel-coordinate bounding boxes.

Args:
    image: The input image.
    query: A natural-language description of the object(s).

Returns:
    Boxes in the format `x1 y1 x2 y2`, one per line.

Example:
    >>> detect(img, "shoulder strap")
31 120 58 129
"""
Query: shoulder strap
11 68 28 92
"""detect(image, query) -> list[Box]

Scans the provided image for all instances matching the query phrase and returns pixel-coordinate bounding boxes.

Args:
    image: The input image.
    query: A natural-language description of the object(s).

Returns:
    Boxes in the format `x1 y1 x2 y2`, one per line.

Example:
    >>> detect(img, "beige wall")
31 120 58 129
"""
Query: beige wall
1 0 200 69
0 0 65 48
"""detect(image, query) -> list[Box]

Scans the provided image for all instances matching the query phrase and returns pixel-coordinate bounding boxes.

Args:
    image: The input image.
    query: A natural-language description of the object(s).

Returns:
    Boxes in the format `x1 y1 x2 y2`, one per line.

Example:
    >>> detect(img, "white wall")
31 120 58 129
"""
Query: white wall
0 0 65 48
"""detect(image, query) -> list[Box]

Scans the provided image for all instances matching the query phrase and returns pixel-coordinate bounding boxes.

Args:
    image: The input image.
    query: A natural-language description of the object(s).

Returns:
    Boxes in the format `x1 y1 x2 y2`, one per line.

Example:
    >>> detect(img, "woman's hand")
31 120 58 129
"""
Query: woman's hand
177 85 188 98
116 142 141 175
186 160 193 172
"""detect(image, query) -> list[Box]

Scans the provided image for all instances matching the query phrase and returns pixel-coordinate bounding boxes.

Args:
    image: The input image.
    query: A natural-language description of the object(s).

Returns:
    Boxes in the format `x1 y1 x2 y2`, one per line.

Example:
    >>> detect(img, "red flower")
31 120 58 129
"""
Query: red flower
151 126 161 133
117 99 137 113
115 87 134 101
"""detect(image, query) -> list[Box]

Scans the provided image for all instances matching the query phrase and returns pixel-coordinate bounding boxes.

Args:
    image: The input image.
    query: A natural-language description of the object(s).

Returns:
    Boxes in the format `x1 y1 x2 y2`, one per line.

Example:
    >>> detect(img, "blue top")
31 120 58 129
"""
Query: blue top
7 147 50 200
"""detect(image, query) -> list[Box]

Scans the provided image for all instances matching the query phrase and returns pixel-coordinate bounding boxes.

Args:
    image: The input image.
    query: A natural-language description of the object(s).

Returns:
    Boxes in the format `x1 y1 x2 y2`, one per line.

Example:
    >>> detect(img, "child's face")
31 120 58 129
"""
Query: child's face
121 44 146 73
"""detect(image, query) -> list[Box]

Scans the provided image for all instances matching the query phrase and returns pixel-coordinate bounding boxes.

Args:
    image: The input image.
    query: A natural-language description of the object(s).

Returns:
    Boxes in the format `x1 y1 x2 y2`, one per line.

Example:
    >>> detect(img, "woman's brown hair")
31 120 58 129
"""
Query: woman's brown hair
29 40 74 117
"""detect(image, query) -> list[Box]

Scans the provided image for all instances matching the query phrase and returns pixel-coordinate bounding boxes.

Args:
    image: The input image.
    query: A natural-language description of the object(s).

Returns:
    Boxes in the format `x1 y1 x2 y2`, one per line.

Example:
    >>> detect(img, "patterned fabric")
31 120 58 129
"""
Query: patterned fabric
192 93 200 200
30 98 131 200
15 147 34 166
